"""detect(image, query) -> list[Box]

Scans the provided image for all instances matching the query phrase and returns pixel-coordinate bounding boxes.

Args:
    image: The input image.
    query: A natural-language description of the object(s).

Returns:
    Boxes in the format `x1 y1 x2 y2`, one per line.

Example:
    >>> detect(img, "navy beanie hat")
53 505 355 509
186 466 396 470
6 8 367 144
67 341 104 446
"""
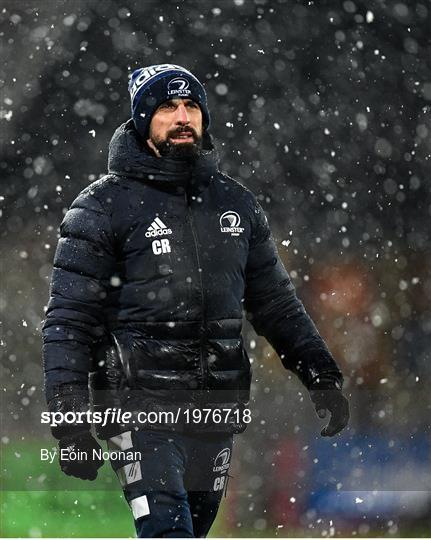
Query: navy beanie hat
128 64 211 139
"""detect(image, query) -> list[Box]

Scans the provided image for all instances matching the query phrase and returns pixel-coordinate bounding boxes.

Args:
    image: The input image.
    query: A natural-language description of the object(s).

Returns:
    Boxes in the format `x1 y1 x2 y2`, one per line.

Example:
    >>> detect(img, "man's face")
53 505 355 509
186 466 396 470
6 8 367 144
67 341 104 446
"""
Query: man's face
148 98 203 158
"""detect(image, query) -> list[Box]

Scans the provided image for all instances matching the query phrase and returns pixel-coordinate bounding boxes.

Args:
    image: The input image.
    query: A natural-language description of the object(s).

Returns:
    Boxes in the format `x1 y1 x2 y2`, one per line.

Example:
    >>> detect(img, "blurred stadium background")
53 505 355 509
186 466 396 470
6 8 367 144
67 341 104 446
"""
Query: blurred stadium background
1 0 430 537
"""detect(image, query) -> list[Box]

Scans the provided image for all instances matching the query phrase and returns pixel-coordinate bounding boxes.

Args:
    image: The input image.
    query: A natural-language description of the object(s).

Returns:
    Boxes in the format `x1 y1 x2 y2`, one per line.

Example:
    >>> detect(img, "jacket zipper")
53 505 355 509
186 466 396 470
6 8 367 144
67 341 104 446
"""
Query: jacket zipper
185 192 208 403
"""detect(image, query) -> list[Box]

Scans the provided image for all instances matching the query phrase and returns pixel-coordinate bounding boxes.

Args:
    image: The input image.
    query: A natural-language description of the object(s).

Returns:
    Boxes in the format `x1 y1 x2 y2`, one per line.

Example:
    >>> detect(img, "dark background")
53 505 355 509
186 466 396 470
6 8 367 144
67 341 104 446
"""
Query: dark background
1 0 430 537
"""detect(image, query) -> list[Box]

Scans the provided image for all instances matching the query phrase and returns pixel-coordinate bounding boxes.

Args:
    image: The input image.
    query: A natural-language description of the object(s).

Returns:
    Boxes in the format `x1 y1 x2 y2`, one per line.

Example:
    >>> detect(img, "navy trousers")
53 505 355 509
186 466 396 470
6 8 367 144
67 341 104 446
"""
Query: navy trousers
108 429 233 538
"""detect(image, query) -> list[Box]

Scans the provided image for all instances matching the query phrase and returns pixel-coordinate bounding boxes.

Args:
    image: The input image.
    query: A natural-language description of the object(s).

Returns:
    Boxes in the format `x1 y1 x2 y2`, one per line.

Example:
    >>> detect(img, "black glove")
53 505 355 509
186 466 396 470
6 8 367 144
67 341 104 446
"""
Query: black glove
309 375 349 437
58 431 105 480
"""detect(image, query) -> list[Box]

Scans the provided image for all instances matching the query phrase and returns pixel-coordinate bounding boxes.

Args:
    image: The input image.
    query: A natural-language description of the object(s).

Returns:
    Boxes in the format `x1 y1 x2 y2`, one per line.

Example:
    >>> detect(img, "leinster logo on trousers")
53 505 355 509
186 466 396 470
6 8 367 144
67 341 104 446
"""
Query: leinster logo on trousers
220 211 244 236
212 448 231 492
213 448 231 473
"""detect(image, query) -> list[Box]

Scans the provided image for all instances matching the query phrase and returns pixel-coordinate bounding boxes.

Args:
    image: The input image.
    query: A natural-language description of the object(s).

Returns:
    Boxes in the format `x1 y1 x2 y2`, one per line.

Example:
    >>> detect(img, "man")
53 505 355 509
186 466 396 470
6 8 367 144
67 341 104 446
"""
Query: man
42 64 349 538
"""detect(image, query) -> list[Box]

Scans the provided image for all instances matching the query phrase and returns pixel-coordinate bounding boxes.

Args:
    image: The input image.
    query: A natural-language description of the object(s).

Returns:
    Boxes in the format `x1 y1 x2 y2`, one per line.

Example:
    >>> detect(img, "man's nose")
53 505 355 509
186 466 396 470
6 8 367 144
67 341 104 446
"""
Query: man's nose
174 103 190 124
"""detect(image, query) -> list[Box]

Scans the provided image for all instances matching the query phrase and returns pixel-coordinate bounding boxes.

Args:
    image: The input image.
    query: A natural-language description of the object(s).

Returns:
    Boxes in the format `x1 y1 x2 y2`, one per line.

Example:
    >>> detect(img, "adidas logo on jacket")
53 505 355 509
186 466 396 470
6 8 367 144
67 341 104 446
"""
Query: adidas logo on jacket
145 217 172 237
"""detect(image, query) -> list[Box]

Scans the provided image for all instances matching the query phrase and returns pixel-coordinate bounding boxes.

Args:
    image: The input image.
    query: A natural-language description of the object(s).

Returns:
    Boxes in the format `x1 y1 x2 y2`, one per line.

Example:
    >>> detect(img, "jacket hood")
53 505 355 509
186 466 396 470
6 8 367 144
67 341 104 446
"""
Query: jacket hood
108 119 219 195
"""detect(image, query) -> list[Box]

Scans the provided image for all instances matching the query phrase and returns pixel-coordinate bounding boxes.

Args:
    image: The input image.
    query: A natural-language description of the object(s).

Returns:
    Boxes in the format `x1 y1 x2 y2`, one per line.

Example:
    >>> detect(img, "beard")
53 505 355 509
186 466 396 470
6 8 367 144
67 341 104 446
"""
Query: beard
150 127 203 159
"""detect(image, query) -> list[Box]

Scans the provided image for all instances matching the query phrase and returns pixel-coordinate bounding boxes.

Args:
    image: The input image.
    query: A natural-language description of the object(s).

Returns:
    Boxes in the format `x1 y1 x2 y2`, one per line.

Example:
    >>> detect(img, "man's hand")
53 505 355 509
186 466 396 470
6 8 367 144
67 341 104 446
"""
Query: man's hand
309 376 350 437
58 432 105 480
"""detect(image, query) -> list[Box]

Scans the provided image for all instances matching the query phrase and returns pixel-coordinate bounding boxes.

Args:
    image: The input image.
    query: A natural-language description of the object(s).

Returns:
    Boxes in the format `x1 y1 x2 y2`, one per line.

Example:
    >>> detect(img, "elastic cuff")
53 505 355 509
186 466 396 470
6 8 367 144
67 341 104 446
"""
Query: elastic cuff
52 424 92 441
59 430 93 446
308 371 344 390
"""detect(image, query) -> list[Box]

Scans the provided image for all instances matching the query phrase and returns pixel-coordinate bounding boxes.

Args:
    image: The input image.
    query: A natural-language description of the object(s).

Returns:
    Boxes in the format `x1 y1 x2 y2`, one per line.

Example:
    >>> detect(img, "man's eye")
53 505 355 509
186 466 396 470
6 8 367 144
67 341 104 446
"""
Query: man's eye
187 102 198 108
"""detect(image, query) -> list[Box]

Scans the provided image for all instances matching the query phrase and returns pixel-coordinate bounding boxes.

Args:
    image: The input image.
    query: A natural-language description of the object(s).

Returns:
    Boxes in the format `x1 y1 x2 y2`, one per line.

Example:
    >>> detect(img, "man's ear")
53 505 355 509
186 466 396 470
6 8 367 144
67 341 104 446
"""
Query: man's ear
146 138 161 158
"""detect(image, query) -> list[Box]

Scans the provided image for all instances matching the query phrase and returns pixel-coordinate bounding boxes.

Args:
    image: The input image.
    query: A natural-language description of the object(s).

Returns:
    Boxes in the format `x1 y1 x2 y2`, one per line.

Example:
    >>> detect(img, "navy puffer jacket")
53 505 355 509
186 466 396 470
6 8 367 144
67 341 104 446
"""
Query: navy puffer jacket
42 120 342 438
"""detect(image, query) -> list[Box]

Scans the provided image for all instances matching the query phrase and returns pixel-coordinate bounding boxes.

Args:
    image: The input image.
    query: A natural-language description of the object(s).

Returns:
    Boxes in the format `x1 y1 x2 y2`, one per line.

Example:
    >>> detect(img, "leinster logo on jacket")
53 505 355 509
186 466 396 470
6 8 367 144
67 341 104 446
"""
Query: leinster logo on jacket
220 211 244 237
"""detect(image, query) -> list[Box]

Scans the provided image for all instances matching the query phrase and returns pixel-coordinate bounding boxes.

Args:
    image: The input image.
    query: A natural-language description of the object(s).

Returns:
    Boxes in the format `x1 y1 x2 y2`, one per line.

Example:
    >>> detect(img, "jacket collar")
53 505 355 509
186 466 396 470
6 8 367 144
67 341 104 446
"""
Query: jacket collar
107 119 219 195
